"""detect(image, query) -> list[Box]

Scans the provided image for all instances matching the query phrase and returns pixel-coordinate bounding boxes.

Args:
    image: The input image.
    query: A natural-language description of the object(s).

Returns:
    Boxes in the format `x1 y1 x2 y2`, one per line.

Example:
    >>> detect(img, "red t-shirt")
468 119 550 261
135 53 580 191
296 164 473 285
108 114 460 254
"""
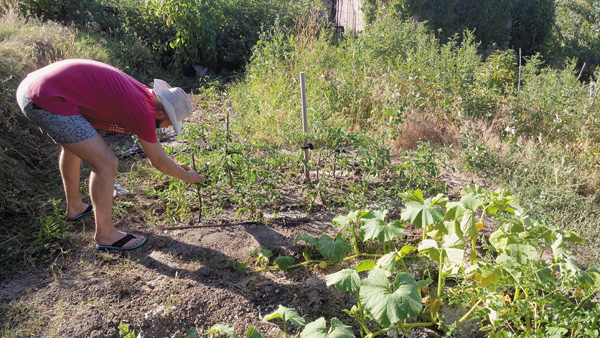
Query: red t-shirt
26 59 158 143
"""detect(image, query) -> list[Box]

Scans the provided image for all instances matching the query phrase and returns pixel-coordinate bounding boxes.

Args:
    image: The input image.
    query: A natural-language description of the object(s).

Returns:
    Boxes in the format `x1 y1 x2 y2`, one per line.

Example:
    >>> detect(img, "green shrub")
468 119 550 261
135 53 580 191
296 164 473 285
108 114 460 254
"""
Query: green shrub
230 10 481 144
365 0 556 55
542 0 600 80
512 56 595 143
465 49 518 118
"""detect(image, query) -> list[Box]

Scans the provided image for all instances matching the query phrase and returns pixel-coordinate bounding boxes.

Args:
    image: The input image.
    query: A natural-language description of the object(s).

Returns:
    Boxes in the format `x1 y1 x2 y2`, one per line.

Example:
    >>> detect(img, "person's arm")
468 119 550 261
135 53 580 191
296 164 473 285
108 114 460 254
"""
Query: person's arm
138 138 203 184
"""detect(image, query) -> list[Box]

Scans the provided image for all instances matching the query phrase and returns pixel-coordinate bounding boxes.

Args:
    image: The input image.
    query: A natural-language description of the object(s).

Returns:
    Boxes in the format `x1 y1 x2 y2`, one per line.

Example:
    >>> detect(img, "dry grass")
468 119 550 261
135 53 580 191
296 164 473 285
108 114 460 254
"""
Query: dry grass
0 9 79 74
392 112 460 153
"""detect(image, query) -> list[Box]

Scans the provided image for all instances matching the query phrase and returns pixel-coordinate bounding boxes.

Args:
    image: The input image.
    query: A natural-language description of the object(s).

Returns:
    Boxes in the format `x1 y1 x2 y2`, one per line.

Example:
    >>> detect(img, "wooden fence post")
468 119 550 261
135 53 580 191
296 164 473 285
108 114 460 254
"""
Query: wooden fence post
300 72 310 183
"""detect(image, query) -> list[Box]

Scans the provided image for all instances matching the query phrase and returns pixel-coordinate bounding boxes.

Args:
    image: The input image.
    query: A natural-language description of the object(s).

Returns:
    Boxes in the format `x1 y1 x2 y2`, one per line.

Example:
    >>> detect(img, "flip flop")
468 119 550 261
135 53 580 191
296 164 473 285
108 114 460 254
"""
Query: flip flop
65 204 93 222
96 234 147 251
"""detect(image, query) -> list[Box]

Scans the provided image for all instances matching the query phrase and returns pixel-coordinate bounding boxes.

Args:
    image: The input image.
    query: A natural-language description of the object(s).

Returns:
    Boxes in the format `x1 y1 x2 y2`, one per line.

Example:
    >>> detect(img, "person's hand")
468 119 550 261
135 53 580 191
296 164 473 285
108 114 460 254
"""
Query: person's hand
180 166 204 184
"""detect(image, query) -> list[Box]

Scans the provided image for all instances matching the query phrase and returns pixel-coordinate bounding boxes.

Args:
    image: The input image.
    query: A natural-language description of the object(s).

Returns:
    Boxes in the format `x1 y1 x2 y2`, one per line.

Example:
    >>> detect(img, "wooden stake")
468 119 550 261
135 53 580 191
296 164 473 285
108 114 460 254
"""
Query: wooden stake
517 48 522 97
191 153 203 221
300 72 310 183
577 62 587 80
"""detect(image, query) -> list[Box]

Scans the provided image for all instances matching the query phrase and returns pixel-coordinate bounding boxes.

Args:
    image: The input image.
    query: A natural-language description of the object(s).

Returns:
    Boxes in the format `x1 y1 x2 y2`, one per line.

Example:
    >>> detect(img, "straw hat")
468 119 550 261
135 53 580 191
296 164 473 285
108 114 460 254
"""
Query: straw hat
153 79 193 135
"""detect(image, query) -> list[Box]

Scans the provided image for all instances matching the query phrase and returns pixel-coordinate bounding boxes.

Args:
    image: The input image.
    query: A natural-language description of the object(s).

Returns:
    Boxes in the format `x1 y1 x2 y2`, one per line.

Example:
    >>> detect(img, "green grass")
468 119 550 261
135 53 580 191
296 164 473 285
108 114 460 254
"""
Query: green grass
464 137 600 266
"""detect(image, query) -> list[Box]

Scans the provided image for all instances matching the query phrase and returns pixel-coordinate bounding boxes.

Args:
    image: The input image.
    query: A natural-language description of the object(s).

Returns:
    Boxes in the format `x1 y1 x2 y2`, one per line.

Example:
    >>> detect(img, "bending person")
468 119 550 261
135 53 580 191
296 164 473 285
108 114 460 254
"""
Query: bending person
16 59 204 250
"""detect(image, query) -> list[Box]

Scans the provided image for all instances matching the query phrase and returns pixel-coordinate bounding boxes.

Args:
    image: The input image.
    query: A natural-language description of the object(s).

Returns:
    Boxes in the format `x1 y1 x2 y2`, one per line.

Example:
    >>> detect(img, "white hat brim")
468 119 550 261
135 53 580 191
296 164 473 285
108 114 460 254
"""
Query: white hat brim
154 79 182 135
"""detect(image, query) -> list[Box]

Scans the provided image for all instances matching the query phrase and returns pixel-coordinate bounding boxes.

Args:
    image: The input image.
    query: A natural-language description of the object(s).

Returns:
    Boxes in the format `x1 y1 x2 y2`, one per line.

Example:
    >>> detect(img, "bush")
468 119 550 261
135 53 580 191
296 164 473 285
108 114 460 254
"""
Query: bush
542 0 600 80
512 56 595 143
231 10 481 144
365 0 556 56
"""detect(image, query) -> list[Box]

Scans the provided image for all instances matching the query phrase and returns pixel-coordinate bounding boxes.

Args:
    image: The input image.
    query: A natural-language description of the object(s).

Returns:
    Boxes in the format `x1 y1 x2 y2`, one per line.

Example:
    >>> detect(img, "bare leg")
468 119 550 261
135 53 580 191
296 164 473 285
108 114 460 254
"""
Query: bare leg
61 134 144 248
60 147 89 219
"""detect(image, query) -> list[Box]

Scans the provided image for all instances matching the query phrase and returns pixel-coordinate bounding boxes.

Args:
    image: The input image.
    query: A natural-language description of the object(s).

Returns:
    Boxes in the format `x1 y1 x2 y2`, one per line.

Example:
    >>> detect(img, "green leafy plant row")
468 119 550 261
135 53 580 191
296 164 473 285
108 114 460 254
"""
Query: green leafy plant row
224 184 600 337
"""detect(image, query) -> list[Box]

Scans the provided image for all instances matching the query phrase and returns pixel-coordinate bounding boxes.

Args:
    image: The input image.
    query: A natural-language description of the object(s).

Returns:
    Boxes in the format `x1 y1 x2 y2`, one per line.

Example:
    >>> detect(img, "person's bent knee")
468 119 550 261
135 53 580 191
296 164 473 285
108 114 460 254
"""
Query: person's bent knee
88 154 119 176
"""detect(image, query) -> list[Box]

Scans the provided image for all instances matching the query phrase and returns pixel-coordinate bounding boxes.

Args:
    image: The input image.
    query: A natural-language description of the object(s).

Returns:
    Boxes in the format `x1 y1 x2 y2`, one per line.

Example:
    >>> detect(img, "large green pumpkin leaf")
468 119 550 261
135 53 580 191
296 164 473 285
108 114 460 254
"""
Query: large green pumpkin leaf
245 327 263 338
264 305 306 327
489 229 523 252
376 252 401 274
445 194 484 239
418 236 464 275
401 201 444 229
359 269 422 326
361 210 404 243
399 190 424 203
460 183 485 196
325 269 360 292
356 260 377 272
333 210 369 227
418 239 441 262
317 234 352 261
181 329 199 338
294 233 318 245
300 317 355 338
274 255 295 270
205 324 237 338
506 243 537 263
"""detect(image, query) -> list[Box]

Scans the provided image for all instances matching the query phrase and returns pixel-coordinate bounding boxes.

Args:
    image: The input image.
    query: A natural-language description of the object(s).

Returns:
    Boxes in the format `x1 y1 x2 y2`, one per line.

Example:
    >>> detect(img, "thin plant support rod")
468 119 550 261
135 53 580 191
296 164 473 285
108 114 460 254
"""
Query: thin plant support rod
300 72 310 183
517 48 522 97
191 153 203 222
578 62 587 80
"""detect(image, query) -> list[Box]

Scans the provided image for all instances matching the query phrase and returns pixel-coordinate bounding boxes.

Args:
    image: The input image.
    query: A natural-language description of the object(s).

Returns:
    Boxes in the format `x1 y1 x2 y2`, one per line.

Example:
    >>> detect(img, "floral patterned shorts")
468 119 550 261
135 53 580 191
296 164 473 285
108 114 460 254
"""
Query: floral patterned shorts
16 78 98 144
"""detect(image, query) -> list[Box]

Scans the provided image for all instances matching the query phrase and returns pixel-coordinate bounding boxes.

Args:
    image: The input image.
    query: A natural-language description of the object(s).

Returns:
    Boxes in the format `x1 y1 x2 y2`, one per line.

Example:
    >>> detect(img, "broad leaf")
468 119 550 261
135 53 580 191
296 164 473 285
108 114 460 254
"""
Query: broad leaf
418 236 464 275
333 210 369 227
294 233 318 245
445 194 484 239
376 252 401 274
181 329 199 338
496 254 521 279
300 317 355 338
486 188 517 214
418 239 441 262
489 229 523 252
443 234 465 274
256 249 272 263
460 183 485 196
205 324 237 338
356 260 377 272
359 269 422 326
325 269 360 292
317 233 351 261
399 245 417 257
399 190 424 203
505 243 537 263
468 263 501 287
245 328 263 338
263 305 306 327
274 255 295 270
552 231 585 258
582 268 600 291
361 210 404 243
401 200 444 229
